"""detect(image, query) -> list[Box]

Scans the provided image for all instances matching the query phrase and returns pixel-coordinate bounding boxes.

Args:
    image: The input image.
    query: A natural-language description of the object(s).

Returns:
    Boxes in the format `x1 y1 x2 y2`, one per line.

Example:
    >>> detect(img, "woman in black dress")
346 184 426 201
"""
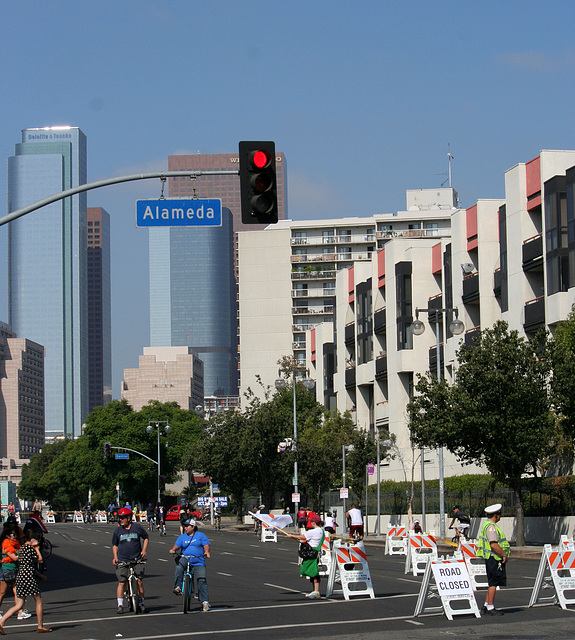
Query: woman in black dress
0 529 51 633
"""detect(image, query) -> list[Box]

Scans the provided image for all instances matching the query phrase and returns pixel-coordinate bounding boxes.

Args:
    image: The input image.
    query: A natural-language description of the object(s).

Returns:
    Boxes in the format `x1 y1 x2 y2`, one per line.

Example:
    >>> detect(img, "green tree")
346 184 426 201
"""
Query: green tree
408 321 554 545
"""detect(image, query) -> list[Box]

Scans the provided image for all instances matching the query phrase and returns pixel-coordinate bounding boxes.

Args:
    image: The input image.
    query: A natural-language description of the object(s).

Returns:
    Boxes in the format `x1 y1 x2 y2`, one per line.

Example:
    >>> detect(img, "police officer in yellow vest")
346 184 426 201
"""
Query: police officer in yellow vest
476 503 510 616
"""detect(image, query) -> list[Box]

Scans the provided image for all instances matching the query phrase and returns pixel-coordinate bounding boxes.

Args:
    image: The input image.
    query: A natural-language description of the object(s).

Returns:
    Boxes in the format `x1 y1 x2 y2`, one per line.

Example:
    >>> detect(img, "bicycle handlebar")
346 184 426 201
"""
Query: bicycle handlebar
116 558 147 568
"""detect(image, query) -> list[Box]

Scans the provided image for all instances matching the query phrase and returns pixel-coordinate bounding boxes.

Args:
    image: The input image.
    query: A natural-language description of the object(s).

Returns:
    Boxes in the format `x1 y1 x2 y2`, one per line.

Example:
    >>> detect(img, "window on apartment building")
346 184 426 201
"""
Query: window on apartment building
357 281 373 365
322 229 335 243
567 167 575 286
545 176 569 294
424 222 439 237
395 262 413 350
498 205 508 312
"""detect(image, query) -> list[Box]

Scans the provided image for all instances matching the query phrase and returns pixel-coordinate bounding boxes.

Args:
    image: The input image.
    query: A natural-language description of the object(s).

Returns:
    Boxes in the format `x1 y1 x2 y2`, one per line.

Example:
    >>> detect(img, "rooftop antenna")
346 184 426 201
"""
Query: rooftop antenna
447 143 454 188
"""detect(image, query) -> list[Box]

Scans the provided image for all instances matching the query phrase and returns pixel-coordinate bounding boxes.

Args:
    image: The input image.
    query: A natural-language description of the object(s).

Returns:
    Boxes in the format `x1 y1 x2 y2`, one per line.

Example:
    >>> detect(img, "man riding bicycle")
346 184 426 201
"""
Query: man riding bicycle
449 505 471 541
112 507 149 614
169 518 211 612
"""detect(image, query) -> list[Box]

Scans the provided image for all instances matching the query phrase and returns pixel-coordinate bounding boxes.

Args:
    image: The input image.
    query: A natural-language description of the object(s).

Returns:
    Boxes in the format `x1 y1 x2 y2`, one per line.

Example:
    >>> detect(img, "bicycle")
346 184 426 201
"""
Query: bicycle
174 551 204 614
40 536 53 559
117 559 146 614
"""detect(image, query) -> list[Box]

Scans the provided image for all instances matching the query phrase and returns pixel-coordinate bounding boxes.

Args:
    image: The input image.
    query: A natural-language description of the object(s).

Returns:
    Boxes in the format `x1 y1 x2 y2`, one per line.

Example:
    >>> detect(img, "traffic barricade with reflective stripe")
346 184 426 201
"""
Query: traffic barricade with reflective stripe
326 540 374 600
45 511 56 524
385 524 408 555
318 533 333 577
405 533 438 576
530 544 575 610
73 510 84 523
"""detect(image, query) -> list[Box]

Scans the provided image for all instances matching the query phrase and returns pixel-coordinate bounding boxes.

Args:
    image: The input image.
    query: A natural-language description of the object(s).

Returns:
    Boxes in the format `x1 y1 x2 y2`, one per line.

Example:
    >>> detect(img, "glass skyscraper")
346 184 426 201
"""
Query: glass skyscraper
7 127 89 438
149 208 237 396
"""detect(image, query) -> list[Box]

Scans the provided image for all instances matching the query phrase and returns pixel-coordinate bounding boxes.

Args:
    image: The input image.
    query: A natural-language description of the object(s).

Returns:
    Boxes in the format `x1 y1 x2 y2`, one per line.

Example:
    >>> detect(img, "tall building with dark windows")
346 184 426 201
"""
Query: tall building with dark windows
7 126 89 438
87 207 112 412
149 208 237 396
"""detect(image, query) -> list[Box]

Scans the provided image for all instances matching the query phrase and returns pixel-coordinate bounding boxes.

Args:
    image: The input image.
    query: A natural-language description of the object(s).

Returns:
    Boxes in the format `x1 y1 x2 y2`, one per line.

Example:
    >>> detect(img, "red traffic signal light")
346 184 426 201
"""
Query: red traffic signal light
239 141 278 224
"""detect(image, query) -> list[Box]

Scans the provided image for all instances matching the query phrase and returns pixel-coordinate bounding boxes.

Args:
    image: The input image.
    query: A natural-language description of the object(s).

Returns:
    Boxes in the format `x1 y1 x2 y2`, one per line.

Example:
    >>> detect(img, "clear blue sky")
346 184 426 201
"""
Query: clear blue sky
1 1 575 397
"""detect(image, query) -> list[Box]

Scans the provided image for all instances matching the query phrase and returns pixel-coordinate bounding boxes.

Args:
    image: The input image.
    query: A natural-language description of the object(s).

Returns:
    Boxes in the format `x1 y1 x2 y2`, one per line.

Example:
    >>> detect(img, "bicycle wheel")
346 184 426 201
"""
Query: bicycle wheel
42 538 53 559
183 574 193 614
129 575 140 614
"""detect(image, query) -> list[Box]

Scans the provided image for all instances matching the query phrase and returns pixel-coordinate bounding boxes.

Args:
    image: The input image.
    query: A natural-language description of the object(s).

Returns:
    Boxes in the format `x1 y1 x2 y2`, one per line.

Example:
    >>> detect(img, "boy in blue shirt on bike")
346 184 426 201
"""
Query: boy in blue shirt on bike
169 519 211 611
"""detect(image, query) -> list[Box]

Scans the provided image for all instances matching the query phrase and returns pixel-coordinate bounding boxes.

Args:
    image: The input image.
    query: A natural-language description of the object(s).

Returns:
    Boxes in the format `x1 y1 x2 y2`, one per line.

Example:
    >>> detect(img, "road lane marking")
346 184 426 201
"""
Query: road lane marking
253 556 266 560
158 558 168 562
217 572 233 576
397 577 420 584
264 582 302 594
405 619 424 626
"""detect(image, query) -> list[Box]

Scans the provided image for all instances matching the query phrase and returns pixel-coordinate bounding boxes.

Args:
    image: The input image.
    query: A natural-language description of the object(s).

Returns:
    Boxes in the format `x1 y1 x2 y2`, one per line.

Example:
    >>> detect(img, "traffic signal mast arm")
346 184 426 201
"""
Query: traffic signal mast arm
0 170 238 227
110 446 158 466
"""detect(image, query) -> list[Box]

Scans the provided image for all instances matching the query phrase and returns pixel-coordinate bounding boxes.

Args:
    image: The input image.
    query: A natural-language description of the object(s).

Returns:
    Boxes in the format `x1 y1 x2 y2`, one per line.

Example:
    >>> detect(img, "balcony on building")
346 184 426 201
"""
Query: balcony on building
522 233 543 271
524 296 545 332
344 322 355 345
375 353 388 379
292 268 337 280
428 343 444 373
374 307 386 334
462 272 479 303
345 365 356 388
493 268 501 297
464 326 480 348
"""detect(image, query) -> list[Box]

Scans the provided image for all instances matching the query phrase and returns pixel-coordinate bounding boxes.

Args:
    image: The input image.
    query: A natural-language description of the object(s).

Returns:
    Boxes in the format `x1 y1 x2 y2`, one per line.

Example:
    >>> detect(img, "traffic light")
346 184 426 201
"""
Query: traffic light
239 141 278 224
159 475 166 492
103 442 112 459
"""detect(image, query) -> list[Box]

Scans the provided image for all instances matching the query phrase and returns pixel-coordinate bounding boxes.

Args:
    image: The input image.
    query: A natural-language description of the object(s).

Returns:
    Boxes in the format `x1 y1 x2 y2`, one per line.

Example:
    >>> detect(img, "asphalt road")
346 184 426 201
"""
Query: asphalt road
2 522 574 639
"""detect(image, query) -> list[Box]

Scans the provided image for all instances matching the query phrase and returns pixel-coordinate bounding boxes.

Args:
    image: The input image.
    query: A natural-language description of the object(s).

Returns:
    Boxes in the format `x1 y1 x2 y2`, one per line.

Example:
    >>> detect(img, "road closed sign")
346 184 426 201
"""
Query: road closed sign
431 561 474 598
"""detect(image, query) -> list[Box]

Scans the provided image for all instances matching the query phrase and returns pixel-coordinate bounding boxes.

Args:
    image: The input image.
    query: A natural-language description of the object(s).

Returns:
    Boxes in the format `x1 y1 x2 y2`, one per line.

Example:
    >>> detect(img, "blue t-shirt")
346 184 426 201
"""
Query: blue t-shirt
174 530 210 566
112 522 149 562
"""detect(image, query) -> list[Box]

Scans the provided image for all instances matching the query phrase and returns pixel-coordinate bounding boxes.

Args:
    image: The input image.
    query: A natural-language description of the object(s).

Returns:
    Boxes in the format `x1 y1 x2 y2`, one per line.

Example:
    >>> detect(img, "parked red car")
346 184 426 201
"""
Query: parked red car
166 505 202 521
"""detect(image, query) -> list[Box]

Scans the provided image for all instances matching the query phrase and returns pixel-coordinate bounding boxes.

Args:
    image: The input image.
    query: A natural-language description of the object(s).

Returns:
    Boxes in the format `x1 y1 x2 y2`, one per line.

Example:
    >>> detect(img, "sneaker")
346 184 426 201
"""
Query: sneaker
481 606 503 616
306 592 320 599
173 586 182 595
139 603 148 614
17 610 32 620
116 605 124 615
202 601 210 612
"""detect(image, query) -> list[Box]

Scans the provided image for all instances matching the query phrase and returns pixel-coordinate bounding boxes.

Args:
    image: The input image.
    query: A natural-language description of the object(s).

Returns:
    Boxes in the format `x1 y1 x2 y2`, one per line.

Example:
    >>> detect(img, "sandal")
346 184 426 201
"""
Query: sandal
37 628 53 633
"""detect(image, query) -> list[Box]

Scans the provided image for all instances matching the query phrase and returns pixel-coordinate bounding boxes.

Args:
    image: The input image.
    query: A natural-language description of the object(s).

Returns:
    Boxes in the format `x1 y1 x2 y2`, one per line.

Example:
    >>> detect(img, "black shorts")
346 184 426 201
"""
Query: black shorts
485 556 507 587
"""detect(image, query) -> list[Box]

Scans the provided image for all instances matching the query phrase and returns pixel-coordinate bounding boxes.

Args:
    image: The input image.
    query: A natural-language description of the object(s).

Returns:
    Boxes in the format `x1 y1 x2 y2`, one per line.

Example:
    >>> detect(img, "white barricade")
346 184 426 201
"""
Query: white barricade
385 525 408 555
405 533 438 576
414 558 481 620
561 535 574 551
326 540 374 600
96 511 108 523
261 524 277 542
138 512 147 523
529 544 575 610
318 533 332 577
15 513 20 524
73 510 84 523
453 541 490 591
45 512 56 524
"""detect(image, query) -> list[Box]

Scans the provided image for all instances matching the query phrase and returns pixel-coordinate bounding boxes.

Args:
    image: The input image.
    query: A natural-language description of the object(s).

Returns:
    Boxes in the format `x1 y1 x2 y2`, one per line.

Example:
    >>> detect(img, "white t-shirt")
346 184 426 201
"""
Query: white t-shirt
348 508 363 526
324 516 335 529
304 527 324 548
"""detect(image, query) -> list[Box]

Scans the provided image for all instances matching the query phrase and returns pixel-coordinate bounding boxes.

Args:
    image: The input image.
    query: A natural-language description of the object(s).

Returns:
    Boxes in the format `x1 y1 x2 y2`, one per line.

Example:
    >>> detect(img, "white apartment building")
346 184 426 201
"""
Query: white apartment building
309 149 575 483
238 189 456 400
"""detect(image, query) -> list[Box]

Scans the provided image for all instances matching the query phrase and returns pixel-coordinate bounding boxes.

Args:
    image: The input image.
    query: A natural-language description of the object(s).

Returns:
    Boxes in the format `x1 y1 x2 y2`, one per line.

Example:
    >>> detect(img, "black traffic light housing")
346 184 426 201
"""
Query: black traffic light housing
103 441 112 459
239 141 278 224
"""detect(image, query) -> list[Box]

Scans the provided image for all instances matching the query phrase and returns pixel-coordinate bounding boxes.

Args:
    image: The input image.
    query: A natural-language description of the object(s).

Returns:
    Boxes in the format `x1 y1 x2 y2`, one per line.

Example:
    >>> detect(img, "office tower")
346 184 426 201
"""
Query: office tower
149 208 238 396
87 207 112 412
168 151 287 274
0 321 45 483
121 346 204 412
7 126 88 438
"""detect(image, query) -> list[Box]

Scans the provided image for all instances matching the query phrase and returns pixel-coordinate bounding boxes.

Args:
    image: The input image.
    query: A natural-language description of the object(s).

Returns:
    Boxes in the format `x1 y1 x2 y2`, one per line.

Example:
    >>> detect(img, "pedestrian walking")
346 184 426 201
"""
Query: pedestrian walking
476 503 510 616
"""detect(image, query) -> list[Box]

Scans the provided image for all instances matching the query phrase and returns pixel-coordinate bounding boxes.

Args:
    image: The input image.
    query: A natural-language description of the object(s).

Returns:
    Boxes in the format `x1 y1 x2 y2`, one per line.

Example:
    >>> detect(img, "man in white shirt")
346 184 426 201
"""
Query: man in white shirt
346 504 364 540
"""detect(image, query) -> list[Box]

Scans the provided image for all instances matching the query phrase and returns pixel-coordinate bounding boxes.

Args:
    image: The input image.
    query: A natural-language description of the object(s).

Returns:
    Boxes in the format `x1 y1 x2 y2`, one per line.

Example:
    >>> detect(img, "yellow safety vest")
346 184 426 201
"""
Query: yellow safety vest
476 520 510 561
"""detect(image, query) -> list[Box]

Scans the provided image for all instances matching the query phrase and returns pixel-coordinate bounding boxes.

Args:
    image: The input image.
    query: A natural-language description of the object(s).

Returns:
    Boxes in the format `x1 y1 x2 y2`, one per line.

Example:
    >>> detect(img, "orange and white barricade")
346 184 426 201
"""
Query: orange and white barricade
453 541 489 590
385 524 408 555
405 533 438 576
414 558 481 620
560 535 574 551
73 510 84 523
96 510 108 523
260 521 278 542
326 539 374 600
529 544 575 610
318 533 332 577
45 511 56 524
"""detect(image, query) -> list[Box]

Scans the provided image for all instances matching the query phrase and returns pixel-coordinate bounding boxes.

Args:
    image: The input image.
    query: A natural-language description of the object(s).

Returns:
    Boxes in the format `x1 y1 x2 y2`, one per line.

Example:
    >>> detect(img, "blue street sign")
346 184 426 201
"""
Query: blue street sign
136 199 222 227
115 453 130 460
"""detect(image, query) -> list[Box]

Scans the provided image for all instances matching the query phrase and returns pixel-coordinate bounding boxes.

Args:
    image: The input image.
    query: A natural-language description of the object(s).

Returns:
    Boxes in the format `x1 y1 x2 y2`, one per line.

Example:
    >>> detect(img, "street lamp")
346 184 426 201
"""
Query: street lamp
146 420 171 505
342 444 355 517
410 306 464 538
275 369 314 514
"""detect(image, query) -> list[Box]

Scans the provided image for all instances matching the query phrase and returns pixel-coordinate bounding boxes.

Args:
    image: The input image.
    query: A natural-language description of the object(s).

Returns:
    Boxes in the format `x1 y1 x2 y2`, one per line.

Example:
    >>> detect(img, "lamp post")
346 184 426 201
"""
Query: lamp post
146 420 171 505
275 368 314 515
342 444 355 517
411 306 464 538
376 438 393 536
